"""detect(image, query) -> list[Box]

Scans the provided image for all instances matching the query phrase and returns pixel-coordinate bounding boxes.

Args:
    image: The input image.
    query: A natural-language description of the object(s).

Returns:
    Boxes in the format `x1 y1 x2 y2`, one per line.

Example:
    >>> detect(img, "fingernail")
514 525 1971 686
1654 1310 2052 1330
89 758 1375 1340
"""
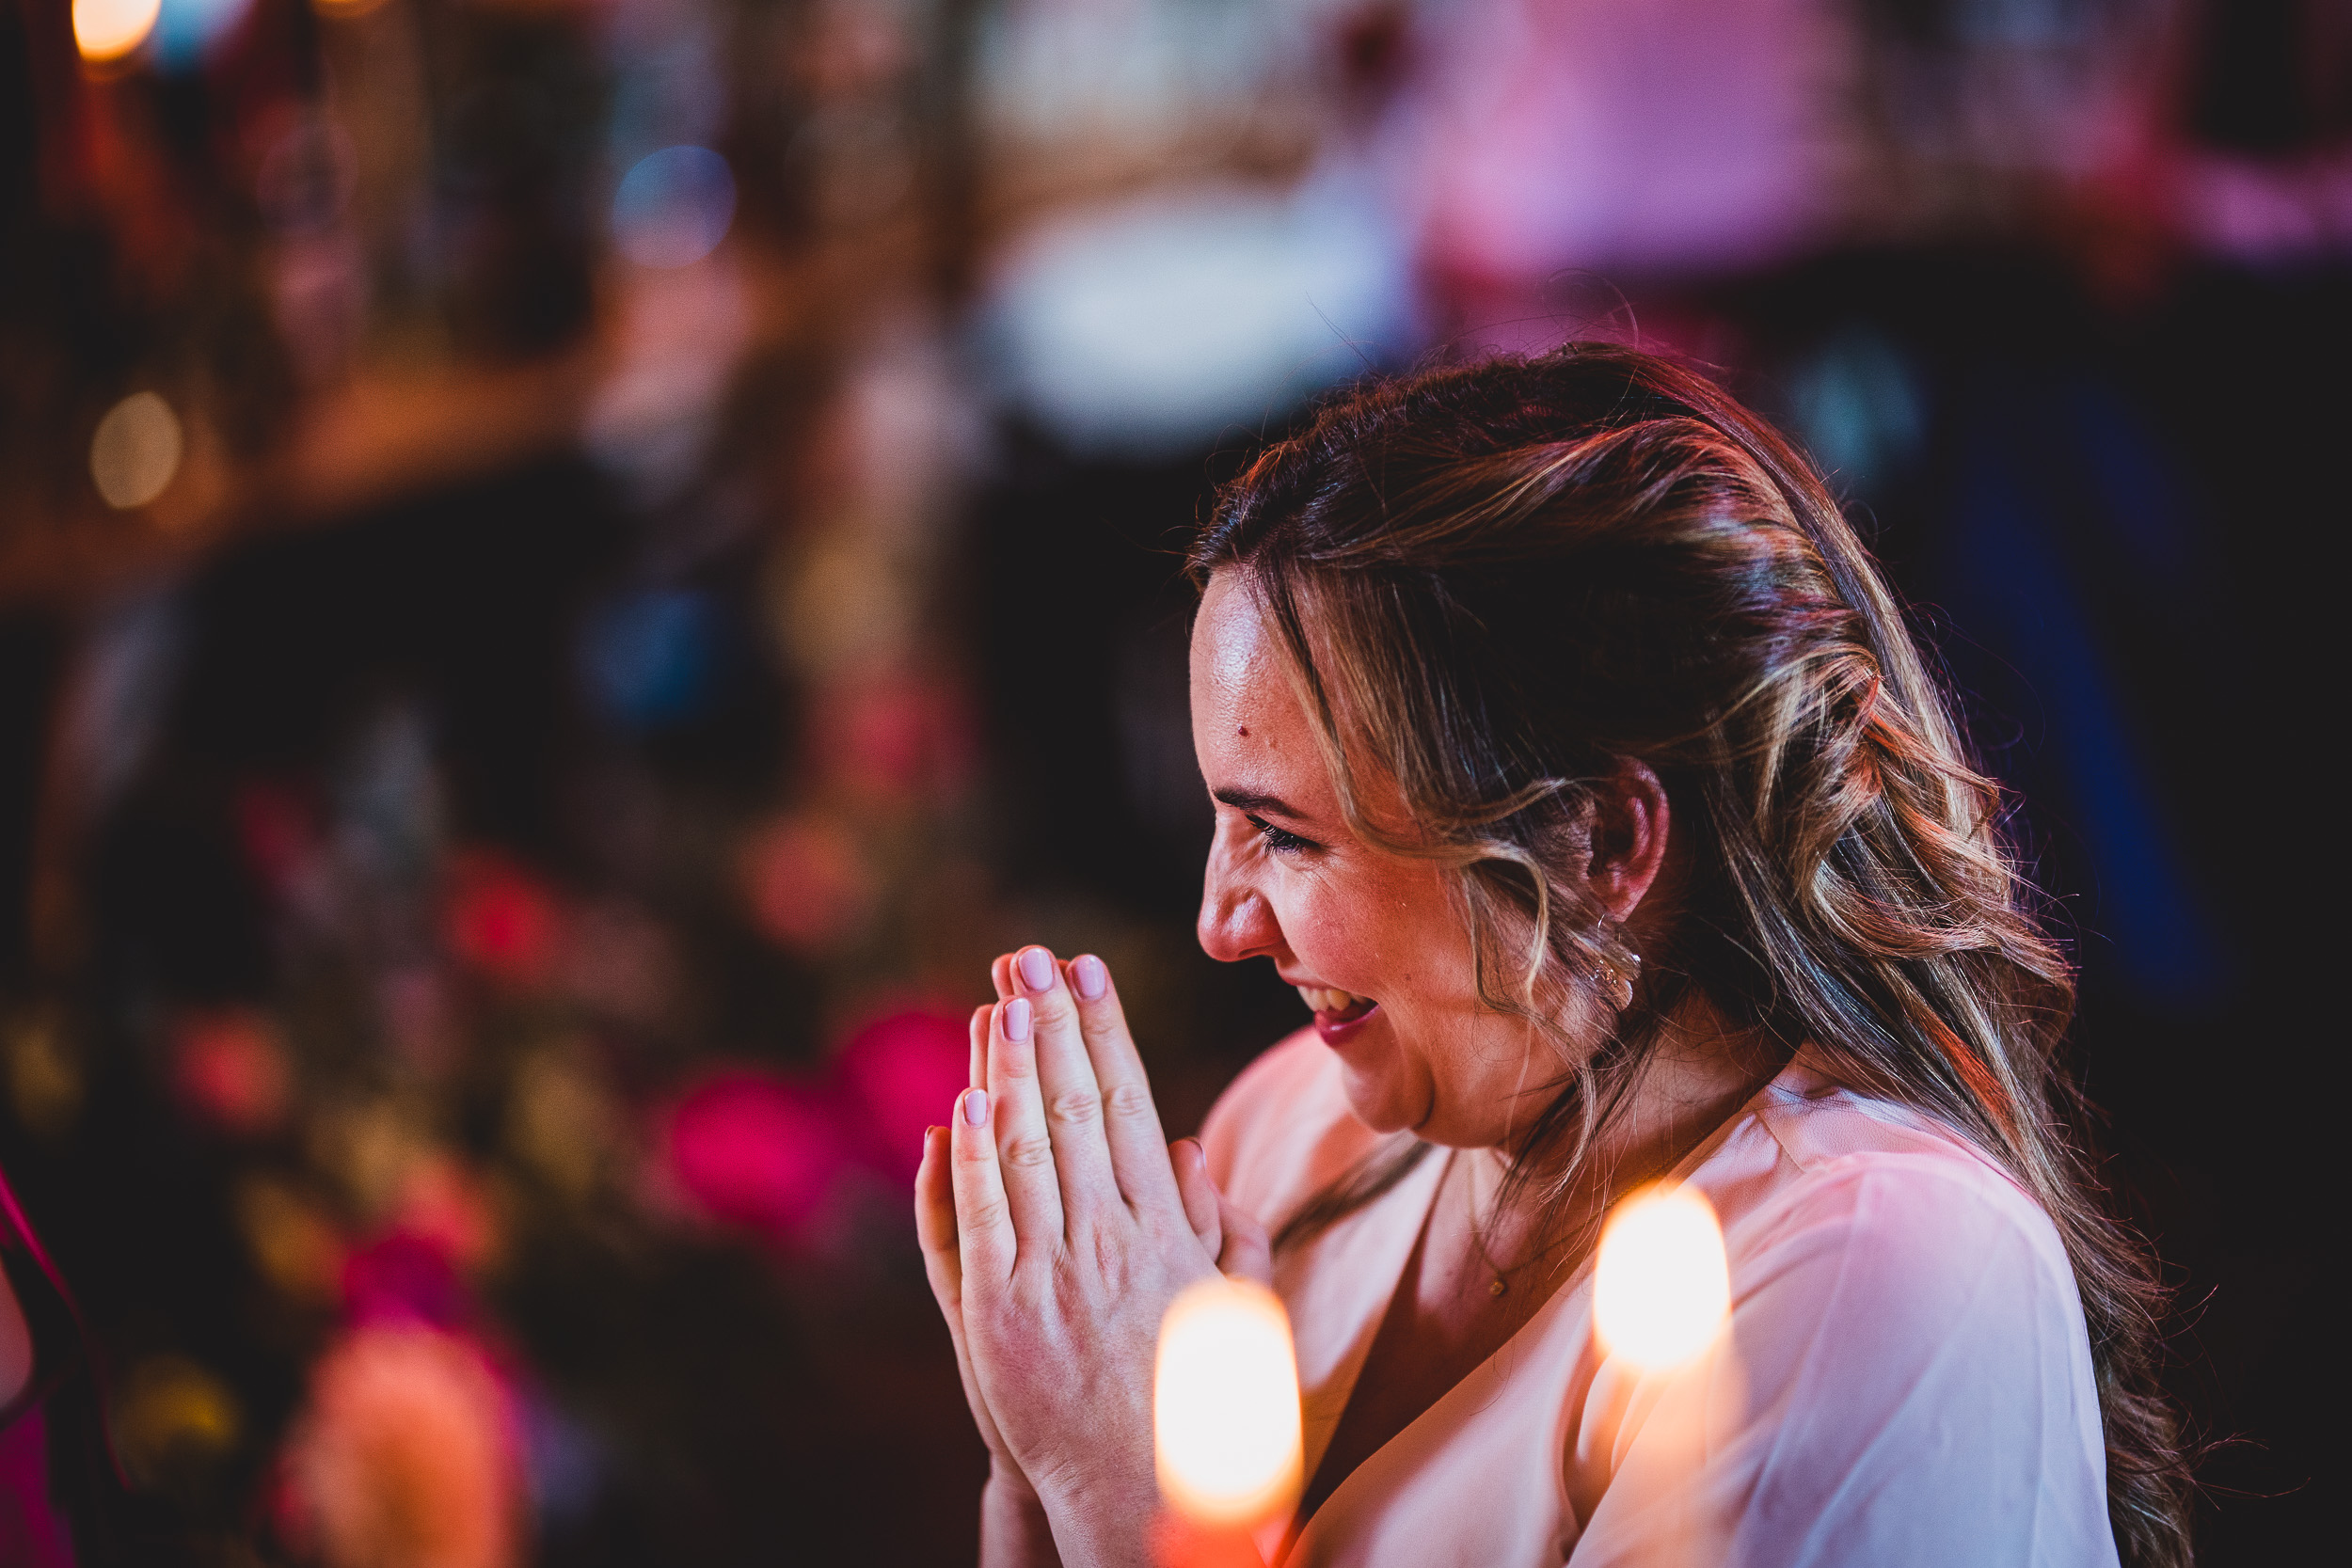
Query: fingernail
1017 946 1055 992
961 1089 988 1127
1073 954 1107 1000
1003 997 1031 1041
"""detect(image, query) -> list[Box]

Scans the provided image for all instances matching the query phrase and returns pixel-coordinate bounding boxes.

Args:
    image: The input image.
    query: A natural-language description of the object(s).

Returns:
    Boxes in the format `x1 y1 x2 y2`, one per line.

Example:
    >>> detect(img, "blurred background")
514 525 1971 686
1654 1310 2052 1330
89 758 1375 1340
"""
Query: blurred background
0 0 2343 1561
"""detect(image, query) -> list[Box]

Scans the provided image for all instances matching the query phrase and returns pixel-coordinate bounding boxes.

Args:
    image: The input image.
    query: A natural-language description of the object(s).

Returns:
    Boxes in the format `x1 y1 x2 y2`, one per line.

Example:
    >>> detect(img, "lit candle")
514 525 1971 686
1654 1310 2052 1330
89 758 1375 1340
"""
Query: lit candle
1593 1183 1731 1374
1153 1277 1301 1567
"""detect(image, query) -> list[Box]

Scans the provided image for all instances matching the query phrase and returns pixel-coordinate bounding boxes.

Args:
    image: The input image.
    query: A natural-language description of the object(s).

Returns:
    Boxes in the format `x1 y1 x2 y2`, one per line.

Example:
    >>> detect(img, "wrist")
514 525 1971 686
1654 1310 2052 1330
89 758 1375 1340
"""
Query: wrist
987 1461 1045 1513
981 1465 1060 1568
1035 1465 1161 1568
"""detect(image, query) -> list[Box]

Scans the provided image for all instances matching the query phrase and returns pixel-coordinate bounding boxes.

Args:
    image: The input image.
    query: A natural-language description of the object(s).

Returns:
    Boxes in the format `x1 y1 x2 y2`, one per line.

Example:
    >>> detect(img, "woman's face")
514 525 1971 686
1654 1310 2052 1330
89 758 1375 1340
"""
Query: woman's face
1189 571 1586 1148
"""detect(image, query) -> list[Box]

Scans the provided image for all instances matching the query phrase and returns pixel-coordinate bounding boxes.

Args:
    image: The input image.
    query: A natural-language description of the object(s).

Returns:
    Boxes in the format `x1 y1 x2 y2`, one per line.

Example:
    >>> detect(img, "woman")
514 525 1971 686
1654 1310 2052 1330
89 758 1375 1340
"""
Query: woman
914 345 2191 1566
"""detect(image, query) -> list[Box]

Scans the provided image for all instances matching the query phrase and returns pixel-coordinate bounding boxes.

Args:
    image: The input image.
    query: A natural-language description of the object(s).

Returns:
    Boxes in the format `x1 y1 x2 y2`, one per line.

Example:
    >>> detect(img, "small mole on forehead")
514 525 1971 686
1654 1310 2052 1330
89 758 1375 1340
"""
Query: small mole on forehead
1236 725 1249 737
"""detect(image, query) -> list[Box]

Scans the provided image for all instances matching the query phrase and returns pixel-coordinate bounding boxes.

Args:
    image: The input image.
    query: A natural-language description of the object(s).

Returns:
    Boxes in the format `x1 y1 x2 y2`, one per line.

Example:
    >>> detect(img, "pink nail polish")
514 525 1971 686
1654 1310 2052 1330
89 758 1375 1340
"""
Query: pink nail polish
962 1088 988 1126
1017 946 1055 992
1073 954 1107 1000
1003 997 1031 1041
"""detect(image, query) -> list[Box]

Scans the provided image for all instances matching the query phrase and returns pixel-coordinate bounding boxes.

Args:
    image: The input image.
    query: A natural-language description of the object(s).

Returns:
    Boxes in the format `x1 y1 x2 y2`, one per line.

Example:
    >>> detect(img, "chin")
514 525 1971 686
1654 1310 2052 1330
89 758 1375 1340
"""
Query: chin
1334 1058 1428 1137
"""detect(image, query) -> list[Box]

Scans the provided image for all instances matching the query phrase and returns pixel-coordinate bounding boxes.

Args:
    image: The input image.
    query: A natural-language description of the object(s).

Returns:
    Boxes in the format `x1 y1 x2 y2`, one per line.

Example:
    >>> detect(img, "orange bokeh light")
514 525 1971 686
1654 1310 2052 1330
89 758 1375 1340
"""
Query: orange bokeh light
72 0 160 62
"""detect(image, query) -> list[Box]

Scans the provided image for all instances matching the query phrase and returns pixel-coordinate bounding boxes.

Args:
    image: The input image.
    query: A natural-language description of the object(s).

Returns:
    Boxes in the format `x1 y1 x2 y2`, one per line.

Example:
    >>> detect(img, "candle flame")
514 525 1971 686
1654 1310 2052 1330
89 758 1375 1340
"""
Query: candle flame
1154 1277 1301 1528
1593 1183 1730 1373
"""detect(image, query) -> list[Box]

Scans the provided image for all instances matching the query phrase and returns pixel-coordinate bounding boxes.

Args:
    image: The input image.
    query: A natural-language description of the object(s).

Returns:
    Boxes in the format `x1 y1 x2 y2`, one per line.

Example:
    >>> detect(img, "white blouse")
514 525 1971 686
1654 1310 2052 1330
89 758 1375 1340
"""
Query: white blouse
1199 1030 2122 1567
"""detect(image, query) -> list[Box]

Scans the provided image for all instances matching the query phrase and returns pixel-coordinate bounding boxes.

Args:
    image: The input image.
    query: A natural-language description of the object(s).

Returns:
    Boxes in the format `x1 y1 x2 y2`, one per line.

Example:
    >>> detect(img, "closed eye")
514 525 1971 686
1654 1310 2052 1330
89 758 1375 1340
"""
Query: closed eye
1246 814 1320 854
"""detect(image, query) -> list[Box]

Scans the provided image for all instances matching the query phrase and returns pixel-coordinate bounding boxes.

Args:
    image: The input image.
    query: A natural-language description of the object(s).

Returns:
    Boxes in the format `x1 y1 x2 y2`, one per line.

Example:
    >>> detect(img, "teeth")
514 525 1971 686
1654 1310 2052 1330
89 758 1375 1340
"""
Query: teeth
1296 986 1368 1014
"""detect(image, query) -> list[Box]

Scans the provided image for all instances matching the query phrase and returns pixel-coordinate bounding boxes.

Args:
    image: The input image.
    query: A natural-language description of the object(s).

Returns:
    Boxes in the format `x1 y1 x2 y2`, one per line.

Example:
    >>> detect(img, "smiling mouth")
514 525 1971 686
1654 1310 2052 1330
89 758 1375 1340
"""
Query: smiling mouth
1296 986 1377 1024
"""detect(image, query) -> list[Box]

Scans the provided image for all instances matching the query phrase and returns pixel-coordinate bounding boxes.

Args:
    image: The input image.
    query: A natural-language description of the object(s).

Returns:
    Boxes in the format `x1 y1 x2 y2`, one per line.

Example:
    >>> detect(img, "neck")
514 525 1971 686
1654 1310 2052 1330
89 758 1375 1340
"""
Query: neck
1496 991 1781 1232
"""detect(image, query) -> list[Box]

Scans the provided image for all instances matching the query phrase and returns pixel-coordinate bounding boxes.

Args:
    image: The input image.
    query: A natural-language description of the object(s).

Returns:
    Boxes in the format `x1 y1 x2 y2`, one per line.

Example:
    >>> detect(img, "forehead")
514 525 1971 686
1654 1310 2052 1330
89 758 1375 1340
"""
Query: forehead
1189 573 1321 789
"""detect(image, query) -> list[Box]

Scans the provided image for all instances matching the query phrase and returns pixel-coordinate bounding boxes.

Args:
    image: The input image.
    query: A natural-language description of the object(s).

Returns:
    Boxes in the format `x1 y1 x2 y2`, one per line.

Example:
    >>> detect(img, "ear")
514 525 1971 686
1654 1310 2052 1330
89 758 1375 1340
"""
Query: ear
1587 757 1670 921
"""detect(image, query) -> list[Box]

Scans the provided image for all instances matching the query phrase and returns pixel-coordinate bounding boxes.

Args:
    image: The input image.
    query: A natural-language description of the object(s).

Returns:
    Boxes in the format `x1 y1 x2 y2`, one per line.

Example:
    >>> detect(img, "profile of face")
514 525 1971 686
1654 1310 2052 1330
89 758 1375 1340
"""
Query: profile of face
1189 571 1669 1149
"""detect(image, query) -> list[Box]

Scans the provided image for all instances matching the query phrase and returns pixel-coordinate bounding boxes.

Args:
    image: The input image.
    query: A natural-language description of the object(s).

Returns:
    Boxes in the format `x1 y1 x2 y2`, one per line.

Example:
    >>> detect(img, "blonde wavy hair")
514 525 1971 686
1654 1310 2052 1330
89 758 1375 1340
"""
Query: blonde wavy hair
1190 344 2193 1567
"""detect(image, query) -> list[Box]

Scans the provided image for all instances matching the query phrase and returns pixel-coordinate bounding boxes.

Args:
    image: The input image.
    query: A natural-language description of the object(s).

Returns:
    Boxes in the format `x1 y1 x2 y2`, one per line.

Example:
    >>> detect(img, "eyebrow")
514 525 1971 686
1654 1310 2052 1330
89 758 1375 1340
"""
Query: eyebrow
1213 787 1312 821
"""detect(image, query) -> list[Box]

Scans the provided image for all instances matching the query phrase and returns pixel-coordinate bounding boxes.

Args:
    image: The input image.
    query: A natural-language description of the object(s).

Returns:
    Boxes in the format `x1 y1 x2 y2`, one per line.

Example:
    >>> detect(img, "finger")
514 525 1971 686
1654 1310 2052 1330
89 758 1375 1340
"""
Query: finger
1216 1189 1273 1288
986 995 1066 1249
1009 944 1120 1229
991 952 1016 1002
1169 1137 1222 1259
949 1086 1017 1283
921 1124 1011 1461
1064 953 1184 1218
968 1004 990 1096
915 1123 964 1311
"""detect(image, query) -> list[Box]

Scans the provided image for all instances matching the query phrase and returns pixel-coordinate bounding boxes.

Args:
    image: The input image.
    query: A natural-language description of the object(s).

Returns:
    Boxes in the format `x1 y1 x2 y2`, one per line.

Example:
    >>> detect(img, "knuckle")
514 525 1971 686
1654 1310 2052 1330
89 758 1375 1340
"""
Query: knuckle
1103 1081 1155 1121
1048 1087 1103 1127
963 1196 1009 1233
1001 1132 1056 1169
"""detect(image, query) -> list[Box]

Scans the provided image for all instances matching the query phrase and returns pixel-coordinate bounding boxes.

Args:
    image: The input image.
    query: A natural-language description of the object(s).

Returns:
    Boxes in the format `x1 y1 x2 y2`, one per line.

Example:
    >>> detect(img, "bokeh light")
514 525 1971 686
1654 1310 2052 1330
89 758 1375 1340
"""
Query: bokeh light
1154 1277 1301 1528
171 1010 292 1136
281 1324 522 1568
151 0 253 71
663 1071 846 1244
443 852 562 988
111 1355 243 1496
837 1009 969 1182
72 0 160 62
1592 1183 1731 1373
88 390 183 509
612 146 736 269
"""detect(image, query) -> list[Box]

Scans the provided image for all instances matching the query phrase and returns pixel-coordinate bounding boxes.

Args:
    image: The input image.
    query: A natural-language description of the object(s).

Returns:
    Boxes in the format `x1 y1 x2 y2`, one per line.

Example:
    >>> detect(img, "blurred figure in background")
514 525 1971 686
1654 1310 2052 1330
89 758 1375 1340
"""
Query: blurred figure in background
1 0 2343 1560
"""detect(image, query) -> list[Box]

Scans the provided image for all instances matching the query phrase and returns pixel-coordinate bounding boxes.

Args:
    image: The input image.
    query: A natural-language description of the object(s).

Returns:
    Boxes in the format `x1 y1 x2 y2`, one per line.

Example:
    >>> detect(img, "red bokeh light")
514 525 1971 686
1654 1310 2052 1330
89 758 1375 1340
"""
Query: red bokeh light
737 813 873 956
172 1010 293 1136
445 852 563 988
234 781 318 900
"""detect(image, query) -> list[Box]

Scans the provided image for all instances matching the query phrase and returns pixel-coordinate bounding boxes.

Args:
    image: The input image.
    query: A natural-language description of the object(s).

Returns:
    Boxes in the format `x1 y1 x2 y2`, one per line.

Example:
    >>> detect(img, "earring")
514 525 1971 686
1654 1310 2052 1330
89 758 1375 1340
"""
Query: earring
1595 943 1641 1010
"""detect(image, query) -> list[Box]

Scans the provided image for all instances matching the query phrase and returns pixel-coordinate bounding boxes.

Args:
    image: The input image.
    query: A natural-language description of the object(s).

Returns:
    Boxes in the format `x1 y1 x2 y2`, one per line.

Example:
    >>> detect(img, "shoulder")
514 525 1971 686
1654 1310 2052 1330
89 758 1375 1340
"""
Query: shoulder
1719 1069 2082 1318
1668 1076 2116 1563
1195 1029 1382 1228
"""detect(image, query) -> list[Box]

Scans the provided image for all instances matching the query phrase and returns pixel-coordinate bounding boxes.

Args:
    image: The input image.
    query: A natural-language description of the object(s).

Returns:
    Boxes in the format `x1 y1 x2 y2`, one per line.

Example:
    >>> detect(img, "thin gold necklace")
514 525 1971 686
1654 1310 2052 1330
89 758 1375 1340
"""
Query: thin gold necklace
1457 1148 1516 1297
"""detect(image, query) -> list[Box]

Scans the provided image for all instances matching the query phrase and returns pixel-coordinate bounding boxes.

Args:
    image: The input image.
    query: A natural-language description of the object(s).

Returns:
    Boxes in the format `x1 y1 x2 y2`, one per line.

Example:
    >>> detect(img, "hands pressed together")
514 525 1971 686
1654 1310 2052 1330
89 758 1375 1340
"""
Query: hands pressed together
914 945 1270 1568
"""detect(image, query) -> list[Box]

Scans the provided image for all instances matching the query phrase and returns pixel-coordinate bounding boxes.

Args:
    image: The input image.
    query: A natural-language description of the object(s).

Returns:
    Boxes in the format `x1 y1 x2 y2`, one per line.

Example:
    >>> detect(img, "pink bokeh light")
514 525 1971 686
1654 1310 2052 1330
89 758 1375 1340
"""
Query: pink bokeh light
662 1070 849 1245
836 1007 969 1182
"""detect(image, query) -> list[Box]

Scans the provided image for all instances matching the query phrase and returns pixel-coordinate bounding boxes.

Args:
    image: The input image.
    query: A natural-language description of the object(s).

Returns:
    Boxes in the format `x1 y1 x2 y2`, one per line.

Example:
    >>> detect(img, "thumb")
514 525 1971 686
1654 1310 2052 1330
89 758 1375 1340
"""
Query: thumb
1215 1189 1271 1288
1169 1137 1222 1259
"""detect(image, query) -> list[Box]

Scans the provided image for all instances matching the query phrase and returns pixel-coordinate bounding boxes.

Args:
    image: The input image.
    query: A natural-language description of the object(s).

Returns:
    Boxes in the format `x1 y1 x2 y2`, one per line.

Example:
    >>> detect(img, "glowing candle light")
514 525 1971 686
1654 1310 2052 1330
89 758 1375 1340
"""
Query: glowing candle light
73 0 162 61
88 391 183 510
1593 1183 1731 1373
1154 1277 1302 1530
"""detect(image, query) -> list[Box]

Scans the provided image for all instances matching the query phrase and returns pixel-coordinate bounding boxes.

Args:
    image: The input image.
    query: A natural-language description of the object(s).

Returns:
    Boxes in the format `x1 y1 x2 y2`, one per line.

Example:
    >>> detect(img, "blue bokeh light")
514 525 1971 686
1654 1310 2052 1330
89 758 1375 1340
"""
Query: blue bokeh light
612 146 737 269
582 589 721 730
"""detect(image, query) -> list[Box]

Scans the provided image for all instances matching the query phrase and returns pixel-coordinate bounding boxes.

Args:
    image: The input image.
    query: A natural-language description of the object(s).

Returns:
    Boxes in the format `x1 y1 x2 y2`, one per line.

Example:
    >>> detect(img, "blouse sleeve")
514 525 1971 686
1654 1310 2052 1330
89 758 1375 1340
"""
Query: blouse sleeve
1567 1155 2121 1568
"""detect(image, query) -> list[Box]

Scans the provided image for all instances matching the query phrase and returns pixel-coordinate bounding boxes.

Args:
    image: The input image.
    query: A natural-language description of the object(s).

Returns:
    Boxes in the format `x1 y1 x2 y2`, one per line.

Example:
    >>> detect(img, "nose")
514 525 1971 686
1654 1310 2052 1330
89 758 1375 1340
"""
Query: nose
1198 830 1286 965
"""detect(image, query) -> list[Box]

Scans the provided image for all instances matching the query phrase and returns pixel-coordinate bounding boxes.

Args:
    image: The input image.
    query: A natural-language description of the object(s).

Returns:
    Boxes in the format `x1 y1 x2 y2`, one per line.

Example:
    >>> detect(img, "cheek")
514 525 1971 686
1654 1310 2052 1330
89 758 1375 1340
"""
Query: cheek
1279 886 1363 974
